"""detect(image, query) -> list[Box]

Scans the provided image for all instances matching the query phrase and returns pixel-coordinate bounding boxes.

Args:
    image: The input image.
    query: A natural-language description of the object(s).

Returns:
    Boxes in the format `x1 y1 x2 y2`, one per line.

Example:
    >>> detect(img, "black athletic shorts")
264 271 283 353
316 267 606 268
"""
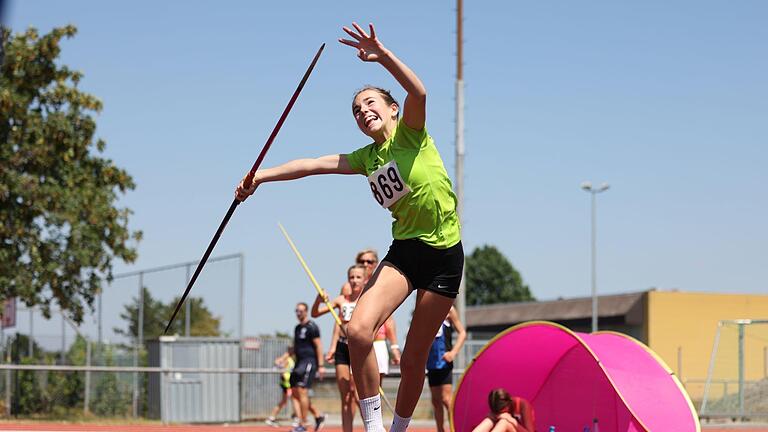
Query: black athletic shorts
290 357 318 389
382 239 464 298
427 366 453 387
334 339 351 366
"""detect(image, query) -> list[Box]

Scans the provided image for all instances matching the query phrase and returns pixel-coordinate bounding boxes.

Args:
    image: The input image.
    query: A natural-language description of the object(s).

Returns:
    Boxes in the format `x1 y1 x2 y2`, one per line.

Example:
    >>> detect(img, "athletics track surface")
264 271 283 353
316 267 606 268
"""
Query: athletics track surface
0 423 766 432
0 425 431 432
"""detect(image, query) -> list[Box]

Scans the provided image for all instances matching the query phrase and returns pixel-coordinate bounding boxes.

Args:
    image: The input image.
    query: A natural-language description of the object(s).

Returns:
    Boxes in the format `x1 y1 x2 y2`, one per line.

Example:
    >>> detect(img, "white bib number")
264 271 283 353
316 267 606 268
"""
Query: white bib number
341 302 356 322
367 160 410 208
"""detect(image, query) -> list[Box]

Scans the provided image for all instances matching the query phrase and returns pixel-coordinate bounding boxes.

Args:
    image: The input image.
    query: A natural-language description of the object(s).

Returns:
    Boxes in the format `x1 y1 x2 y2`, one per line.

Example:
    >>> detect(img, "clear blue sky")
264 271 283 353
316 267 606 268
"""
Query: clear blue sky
7 1 768 347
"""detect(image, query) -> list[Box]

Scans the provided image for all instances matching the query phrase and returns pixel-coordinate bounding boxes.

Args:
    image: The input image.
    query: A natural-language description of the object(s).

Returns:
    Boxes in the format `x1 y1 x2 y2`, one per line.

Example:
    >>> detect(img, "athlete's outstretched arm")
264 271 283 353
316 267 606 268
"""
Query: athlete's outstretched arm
339 22 426 131
235 154 355 201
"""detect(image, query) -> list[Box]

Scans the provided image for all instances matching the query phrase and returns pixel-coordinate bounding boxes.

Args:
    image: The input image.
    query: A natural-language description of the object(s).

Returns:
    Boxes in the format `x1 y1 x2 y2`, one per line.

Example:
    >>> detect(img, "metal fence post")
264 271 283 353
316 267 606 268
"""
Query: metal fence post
3 335 11 417
185 264 191 337
4 369 9 416
28 308 33 358
133 272 144 418
4 335 9 416
98 289 103 345
60 311 66 363
239 253 244 340
84 340 91 415
738 322 745 418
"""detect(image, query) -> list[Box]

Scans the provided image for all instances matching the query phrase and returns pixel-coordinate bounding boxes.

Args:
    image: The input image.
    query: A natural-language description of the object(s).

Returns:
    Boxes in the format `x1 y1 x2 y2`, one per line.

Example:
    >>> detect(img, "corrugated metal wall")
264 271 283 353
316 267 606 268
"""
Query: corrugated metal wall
148 337 240 423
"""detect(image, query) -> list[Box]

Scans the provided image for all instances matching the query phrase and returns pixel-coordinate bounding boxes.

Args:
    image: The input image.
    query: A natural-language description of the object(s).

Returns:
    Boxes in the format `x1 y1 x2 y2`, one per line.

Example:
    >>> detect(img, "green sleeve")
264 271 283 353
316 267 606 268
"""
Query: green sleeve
344 145 369 175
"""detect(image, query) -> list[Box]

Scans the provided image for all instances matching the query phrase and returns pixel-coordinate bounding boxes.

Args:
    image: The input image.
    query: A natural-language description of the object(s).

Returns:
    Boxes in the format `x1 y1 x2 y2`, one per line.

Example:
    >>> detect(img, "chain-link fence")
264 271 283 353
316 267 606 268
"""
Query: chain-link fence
0 335 487 422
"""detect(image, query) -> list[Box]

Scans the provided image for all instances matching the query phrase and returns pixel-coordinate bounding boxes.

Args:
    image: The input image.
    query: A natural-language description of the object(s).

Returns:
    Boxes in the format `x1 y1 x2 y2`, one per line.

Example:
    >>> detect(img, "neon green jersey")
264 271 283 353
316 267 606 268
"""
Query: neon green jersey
281 356 294 388
345 120 461 249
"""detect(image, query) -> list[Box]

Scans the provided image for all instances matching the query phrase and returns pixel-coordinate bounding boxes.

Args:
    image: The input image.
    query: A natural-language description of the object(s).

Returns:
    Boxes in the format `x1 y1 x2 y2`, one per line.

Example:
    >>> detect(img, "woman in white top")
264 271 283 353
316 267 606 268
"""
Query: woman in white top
312 264 365 432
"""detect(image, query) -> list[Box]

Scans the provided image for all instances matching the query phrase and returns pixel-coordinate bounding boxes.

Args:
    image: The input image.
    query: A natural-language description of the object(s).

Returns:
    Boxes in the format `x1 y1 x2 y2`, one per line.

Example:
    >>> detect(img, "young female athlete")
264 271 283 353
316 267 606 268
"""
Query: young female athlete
343 249 402 382
236 23 462 432
265 345 296 427
312 264 366 432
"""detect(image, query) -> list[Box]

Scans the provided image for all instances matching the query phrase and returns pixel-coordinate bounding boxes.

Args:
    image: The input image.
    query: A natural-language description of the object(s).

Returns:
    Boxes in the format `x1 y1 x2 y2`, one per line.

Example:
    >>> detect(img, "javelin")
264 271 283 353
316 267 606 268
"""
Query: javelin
277 222 395 414
164 43 325 334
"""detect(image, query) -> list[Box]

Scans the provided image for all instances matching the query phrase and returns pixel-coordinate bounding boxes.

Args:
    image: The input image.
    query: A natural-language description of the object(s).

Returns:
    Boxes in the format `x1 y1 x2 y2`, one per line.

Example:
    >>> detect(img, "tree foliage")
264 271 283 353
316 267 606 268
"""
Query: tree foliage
115 287 222 343
90 344 131 417
466 245 535 306
0 26 141 322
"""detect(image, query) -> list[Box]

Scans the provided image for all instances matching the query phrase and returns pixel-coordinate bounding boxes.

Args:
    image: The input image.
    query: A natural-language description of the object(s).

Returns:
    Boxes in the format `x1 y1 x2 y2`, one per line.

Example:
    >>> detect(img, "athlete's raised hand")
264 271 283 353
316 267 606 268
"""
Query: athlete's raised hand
339 22 388 62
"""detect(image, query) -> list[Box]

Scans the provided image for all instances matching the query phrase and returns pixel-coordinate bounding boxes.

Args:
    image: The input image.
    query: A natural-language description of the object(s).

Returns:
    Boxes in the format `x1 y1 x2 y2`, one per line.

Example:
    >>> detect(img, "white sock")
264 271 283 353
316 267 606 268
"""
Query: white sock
360 394 385 432
390 412 411 432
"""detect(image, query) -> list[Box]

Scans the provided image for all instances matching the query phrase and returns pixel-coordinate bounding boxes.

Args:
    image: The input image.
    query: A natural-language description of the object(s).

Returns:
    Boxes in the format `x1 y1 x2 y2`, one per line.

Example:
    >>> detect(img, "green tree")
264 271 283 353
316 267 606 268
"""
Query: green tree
48 335 89 410
466 245 535 306
164 296 222 337
90 345 130 417
15 357 43 414
115 288 222 343
0 26 141 322
9 333 45 361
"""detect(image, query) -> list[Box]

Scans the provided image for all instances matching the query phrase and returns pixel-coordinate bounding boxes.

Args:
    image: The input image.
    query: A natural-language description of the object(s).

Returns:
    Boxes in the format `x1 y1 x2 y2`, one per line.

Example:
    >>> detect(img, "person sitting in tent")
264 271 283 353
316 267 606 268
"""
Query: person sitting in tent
471 388 534 432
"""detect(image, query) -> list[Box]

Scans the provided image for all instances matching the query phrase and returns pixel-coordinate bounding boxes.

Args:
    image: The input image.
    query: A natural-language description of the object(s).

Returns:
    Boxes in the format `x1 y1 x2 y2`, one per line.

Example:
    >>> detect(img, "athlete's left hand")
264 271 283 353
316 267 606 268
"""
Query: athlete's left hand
339 22 389 63
442 351 455 363
317 367 325 380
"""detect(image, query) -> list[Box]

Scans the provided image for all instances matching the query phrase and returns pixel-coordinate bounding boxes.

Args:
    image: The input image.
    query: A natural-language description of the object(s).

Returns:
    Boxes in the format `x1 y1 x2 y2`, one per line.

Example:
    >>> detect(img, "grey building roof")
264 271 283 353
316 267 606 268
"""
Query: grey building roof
466 291 648 328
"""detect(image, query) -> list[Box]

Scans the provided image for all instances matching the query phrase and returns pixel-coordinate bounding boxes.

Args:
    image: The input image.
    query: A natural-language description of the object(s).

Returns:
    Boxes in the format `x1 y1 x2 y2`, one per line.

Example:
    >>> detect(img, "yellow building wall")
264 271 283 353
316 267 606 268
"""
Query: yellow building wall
646 291 768 400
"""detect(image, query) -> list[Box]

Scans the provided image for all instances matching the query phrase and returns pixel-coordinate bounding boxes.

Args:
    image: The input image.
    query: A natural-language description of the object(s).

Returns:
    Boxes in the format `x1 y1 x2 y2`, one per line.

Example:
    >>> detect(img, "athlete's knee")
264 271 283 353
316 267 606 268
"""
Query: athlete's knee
442 393 452 408
347 317 375 351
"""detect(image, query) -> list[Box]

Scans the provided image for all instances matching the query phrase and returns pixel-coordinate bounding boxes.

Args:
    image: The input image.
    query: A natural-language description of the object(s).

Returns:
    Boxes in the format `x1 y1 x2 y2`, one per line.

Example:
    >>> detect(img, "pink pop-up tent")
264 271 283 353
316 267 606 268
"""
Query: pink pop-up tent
451 322 699 432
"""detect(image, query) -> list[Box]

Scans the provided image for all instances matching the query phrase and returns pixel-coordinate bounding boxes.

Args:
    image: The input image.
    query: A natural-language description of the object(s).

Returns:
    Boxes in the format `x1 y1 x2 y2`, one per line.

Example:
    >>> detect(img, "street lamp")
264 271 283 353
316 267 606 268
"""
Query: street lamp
581 181 610 333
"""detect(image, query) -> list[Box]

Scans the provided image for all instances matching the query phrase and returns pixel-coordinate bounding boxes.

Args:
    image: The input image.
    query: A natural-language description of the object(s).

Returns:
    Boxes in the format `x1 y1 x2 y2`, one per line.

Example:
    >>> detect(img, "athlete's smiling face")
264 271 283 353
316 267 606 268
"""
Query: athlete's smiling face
352 89 398 140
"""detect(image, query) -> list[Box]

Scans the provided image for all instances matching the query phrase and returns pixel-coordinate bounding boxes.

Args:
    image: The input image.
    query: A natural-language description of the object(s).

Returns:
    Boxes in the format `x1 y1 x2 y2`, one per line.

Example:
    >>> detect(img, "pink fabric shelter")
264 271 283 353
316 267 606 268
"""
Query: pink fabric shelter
451 322 699 432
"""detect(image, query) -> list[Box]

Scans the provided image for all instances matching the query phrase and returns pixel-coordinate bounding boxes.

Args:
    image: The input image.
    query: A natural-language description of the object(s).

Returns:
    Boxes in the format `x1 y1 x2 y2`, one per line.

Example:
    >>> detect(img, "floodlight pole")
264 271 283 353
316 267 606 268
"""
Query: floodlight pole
581 181 609 333
455 0 467 369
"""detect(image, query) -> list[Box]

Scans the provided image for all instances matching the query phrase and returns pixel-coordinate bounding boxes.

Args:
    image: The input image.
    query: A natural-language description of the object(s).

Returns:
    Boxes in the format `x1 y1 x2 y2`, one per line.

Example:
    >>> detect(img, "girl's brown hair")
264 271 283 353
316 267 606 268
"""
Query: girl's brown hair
488 388 512 415
352 86 400 119
347 264 366 275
